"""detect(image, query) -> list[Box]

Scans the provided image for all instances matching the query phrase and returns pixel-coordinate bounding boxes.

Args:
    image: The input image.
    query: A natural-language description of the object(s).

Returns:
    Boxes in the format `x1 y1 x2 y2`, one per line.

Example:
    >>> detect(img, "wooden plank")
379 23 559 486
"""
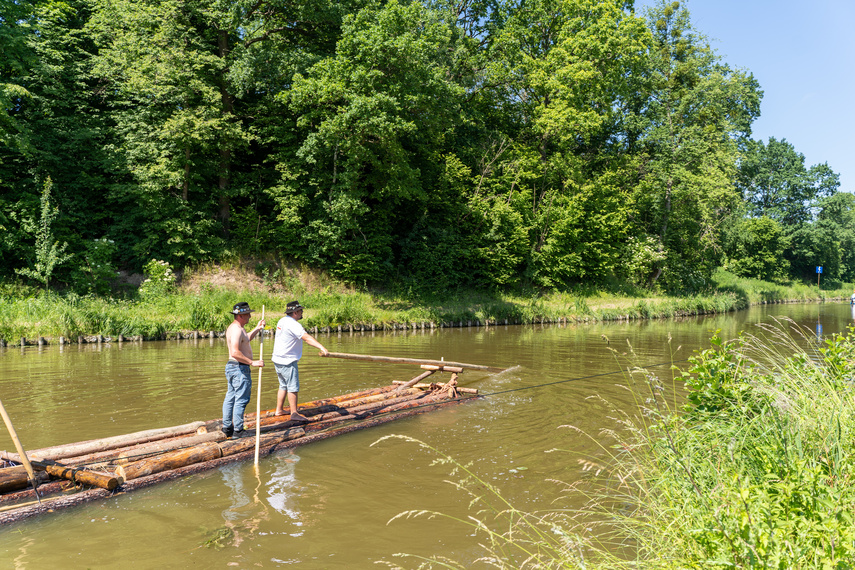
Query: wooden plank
322 352 506 373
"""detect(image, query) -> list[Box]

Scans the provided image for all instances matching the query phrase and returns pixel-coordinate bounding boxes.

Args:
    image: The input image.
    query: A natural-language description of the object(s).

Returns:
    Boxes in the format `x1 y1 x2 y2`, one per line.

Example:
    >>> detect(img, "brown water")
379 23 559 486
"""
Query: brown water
0 303 852 568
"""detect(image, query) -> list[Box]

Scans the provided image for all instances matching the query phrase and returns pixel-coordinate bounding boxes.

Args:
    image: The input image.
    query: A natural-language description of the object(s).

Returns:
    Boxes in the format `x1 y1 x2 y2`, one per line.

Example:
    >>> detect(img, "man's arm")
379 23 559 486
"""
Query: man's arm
247 318 266 340
301 333 329 356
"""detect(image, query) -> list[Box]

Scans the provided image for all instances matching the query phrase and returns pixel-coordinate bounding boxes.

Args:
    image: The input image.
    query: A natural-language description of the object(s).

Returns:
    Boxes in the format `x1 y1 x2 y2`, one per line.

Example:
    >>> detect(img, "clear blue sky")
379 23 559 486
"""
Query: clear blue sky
635 0 855 192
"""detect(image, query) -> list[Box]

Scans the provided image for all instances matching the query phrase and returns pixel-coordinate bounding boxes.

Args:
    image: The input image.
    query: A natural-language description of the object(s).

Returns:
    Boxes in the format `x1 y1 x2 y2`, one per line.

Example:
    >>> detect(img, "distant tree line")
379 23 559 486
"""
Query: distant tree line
1 0 851 295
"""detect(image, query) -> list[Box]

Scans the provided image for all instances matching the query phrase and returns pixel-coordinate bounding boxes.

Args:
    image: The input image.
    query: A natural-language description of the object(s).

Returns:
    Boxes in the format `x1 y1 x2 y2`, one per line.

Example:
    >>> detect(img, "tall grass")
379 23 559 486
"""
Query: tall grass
613 320 855 567
0 270 851 341
382 321 855 568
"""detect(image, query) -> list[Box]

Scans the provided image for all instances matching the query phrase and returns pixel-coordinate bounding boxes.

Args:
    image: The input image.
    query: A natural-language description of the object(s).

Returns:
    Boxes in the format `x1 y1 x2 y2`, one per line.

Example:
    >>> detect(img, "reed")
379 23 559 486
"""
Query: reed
383 322 855 568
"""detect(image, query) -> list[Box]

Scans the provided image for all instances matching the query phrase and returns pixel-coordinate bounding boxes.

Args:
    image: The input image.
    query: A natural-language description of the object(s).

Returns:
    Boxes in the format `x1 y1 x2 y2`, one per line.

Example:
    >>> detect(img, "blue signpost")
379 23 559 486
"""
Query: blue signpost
817 266 822 288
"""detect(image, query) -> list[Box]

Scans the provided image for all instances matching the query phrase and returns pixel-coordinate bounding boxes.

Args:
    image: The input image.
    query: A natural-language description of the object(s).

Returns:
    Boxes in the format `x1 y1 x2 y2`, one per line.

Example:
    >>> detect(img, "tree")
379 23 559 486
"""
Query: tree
280 0 468 282
16 178 73 289
473 0 650 288
737 137 839 226
724 216 790 282
631 0 761 292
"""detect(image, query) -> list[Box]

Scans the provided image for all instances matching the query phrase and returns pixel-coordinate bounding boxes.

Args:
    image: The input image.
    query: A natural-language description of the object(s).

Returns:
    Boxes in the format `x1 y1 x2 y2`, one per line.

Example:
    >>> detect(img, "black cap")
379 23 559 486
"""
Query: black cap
285 301 304 314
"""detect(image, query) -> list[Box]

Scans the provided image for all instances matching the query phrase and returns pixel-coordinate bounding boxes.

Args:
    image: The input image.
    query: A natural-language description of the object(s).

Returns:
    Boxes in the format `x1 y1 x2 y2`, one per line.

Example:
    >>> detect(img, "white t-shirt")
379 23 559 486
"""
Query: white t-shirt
272 316 306 365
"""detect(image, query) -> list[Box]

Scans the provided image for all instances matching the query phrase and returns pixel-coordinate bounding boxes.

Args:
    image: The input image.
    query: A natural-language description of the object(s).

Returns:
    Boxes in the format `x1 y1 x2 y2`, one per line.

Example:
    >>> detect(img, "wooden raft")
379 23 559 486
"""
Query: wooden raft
0 362 486 526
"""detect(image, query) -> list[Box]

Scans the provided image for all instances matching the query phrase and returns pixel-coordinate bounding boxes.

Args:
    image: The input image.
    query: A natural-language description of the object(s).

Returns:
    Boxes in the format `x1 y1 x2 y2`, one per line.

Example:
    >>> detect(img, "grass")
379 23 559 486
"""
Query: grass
379 320 855 568
0 265 852 343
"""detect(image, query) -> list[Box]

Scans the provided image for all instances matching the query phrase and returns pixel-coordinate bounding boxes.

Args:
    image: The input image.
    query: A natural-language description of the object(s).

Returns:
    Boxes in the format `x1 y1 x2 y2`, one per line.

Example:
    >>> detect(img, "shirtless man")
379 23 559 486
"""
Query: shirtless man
222 302 265 438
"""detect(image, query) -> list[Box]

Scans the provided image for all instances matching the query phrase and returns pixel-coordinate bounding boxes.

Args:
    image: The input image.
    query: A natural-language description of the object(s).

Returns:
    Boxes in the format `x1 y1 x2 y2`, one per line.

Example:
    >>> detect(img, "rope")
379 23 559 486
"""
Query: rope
25 358 692 470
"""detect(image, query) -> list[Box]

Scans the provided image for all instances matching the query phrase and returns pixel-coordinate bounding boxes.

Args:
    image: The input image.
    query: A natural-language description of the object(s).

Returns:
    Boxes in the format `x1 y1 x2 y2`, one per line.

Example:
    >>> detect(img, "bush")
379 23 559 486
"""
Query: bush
138 259 176 301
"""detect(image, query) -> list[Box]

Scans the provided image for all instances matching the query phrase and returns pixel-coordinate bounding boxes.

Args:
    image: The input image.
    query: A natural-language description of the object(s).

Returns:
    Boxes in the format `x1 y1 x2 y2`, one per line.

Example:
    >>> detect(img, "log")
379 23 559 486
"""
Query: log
1 421 208 462
117 442 223 481
33 460 121 491
322 352 506 373
304 392 429 423
396 369 436 391
0 466 49 494
116 428 305 481
114 431 226 465
219 428 304 457
419 364 464 373
253 389 425 428
392 381 478 394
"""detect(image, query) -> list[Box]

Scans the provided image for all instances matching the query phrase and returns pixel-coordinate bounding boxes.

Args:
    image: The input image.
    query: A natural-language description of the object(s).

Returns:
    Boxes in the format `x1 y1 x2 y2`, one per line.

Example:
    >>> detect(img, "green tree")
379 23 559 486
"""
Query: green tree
724 216 790 282
474 0 650 288
738 137 839 226
281 0 468 282
16 178 73 289
632 0 761 292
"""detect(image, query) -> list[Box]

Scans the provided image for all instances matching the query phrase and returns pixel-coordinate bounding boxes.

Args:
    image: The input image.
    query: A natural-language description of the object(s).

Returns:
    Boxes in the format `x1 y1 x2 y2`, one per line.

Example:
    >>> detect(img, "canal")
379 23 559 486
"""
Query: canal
0 302 851 567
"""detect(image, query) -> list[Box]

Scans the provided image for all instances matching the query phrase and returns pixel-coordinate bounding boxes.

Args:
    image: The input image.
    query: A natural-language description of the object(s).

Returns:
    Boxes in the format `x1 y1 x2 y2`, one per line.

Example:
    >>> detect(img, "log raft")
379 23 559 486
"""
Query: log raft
0 357 494 526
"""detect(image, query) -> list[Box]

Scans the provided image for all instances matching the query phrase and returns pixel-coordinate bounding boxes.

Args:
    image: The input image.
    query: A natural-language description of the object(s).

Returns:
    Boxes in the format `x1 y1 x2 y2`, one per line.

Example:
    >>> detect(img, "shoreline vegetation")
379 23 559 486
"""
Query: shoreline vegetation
0 264 852 346
389 320 855 568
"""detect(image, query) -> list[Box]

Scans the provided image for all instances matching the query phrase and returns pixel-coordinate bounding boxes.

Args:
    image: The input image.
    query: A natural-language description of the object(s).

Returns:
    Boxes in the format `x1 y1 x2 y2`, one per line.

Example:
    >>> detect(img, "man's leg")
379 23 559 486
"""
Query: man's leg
232 365 252 432
275 388 288 416
288 391 300 415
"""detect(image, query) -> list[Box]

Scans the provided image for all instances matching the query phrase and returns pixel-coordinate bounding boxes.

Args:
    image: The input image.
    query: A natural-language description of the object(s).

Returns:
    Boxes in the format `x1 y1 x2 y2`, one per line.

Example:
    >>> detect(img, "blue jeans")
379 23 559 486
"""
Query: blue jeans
223 362 252 431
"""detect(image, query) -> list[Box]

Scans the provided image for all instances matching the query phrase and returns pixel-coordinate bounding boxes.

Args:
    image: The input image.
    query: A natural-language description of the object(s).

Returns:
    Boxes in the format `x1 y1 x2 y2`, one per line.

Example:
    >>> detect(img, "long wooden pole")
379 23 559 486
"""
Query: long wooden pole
322 351 506 373
254 306 265 466
0 398 40 500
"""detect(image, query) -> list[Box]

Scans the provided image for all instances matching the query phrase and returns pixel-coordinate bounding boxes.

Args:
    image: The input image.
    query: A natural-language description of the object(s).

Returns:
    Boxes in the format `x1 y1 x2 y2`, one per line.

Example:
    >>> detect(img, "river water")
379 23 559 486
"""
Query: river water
0 303 852 568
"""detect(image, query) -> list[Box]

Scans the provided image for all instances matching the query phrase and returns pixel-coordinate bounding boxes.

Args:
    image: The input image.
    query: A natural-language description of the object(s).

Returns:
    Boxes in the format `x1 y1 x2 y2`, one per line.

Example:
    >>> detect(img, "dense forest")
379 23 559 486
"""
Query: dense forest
1 0 851 295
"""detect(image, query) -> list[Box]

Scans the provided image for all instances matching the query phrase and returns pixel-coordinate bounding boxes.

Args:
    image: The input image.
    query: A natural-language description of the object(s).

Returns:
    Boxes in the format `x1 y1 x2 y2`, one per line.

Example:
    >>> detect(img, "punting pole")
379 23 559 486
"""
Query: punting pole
0 398 40 502
321 352 506 373
254 306 265 466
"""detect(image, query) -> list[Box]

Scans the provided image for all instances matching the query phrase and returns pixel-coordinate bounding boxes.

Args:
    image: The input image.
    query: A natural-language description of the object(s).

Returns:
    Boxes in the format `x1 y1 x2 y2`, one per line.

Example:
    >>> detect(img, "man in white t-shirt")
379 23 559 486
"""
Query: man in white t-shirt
271 300 329 421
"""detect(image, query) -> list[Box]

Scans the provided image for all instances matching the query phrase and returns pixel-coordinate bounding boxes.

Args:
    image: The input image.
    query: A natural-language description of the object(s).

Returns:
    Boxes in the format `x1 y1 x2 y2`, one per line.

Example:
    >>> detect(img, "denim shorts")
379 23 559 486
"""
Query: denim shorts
274 362 300 392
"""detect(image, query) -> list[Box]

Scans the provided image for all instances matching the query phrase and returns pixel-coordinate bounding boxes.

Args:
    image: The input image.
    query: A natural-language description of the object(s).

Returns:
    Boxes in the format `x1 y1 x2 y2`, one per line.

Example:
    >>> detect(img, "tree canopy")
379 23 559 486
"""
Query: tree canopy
0 0 848 293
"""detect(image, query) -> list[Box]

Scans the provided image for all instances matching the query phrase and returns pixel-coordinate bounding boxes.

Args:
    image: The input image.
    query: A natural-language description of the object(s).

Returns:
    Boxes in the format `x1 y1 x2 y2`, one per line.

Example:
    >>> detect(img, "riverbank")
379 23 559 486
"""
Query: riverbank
0 266 851 345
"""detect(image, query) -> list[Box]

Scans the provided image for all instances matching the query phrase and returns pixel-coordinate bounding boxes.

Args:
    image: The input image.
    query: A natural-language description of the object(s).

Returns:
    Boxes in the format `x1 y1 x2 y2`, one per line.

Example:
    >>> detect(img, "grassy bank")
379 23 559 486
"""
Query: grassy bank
0 265 851 343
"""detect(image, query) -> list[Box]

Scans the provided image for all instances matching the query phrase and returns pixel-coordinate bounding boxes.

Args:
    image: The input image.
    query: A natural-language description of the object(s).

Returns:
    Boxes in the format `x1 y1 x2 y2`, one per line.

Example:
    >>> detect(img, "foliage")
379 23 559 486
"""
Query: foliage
607 322 855 567
15 178 73 289
725 216 790 282
138 259 176 301
0 0 846 294
70 237 118 295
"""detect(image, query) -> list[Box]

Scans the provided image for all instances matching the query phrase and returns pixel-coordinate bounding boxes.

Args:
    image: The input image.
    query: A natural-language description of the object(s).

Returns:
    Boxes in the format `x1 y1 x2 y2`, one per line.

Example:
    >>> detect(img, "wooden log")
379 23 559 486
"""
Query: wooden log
392 381 478 394
0 466 49 494
305 392 429 423
322 352 506 373
115 428 305 481
30 460 121 490
253 389 425 428
114 431 226 465
1 421 208 463
219 428 304 457
117 442 223 482
419 364 464 373
396 369 436 391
